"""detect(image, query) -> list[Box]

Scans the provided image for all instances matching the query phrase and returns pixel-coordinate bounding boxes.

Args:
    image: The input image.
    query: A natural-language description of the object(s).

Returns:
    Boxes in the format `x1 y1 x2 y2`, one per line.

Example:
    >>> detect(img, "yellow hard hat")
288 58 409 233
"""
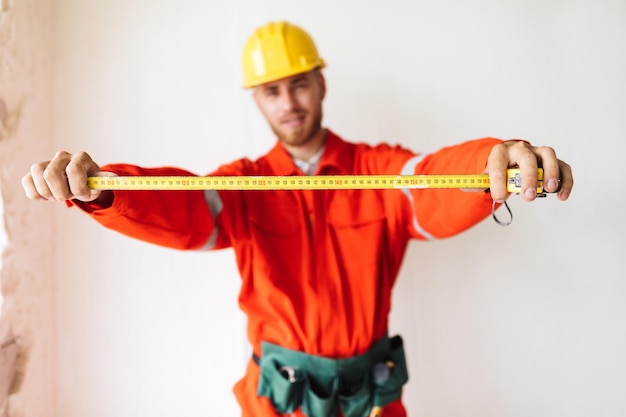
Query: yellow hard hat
241 21 326 89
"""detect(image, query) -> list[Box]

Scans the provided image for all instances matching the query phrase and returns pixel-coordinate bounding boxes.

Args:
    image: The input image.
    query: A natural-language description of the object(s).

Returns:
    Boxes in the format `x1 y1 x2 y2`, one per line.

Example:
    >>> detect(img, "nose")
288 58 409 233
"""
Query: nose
277 88 299 113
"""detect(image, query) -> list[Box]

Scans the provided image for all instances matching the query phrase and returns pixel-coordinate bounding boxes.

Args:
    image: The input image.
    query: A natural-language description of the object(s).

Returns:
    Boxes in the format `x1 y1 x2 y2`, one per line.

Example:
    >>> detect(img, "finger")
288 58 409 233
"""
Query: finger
78 171 118 202
65 151 105 201
29 160 56 200
22 170 49 201
556 160 573 201
43 151 75 200
487 143 509 201
65 152 96 200
516 144 539 202
535 146 560 193
67 174 100 202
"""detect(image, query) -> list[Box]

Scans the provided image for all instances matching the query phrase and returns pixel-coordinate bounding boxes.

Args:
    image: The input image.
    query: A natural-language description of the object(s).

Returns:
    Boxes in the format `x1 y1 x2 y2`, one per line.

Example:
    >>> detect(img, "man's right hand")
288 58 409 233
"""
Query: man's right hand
22 151 116 203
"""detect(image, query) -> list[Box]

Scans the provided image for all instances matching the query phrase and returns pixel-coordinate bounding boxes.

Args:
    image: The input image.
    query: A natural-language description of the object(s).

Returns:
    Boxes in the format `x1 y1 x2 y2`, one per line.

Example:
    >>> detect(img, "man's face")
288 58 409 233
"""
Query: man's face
253 70 326 148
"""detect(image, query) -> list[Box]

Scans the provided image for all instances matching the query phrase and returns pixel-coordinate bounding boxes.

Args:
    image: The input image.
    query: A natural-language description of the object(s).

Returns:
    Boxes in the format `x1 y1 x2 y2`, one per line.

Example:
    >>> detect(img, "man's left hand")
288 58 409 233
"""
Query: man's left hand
486 140 573 202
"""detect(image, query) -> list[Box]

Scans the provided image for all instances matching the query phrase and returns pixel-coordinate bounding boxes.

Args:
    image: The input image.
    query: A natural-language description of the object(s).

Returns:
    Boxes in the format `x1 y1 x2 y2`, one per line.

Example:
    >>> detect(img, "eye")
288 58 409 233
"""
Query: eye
263 87 279 97
294 80 308 89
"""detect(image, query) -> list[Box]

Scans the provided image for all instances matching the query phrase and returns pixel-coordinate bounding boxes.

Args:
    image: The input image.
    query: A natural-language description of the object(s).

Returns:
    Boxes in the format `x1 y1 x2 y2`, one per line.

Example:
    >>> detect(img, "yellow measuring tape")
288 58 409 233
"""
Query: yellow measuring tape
88 168 543 194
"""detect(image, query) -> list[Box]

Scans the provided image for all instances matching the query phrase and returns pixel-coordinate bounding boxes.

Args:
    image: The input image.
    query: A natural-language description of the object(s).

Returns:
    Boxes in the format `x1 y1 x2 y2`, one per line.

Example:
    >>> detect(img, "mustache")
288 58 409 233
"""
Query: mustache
279 111 306 123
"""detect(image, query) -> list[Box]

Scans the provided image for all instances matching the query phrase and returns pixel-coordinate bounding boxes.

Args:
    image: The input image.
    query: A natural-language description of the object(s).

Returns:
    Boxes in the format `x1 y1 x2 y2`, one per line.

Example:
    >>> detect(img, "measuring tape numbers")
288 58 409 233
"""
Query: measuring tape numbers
88 168 544 194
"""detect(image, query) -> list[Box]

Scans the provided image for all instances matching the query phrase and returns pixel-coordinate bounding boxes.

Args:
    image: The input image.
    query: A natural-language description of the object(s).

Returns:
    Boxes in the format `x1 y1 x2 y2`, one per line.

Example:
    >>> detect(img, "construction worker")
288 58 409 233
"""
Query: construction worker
22 21 572 417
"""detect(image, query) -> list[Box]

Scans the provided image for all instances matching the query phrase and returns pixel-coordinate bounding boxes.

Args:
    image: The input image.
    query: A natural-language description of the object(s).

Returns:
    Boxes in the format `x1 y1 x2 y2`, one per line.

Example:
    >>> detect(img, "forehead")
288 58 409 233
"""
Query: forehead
255 70 315 90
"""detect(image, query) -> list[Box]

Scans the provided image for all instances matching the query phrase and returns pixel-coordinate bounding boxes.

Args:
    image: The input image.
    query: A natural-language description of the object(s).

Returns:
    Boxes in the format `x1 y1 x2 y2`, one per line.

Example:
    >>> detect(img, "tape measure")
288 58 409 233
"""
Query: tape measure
87 168 543 194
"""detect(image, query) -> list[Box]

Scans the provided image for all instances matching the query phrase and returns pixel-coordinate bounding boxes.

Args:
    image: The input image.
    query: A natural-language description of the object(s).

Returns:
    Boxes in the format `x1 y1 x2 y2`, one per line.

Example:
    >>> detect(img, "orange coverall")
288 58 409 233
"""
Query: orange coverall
71 130 502 416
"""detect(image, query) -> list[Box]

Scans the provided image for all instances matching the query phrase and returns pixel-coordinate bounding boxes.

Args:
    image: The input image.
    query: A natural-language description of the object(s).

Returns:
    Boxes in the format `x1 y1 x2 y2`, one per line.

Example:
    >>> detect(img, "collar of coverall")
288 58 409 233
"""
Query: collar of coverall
267 129 352 176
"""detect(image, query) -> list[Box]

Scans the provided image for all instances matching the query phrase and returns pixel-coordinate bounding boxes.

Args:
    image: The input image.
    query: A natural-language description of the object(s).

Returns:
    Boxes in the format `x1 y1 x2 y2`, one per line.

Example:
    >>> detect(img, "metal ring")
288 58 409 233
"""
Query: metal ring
492 200 513 227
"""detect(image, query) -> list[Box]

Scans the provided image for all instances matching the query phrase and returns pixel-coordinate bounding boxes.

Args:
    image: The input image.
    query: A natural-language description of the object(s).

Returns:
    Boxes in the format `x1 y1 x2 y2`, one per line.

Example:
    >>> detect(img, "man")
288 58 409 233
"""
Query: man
22 21 572 417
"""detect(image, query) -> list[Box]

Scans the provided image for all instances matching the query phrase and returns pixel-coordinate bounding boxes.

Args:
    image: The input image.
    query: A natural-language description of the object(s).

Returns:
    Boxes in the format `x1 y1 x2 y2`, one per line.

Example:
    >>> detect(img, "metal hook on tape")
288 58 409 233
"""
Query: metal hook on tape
492 200 513 227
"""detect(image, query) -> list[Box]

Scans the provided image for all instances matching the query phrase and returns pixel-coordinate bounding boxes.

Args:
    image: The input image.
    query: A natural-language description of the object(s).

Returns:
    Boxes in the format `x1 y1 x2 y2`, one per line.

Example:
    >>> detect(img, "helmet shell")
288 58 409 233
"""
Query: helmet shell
242 21 326 88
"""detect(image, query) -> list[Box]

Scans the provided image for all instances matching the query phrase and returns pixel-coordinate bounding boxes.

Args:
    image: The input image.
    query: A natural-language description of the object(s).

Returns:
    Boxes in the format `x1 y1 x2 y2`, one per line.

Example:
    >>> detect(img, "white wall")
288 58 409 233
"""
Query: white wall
47 1 625 417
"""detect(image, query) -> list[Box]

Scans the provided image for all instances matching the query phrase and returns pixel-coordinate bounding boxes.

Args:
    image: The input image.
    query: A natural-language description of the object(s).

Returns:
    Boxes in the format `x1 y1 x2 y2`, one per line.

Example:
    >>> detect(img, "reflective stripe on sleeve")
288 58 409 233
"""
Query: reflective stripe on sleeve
199 189 223 250
400 154 436 241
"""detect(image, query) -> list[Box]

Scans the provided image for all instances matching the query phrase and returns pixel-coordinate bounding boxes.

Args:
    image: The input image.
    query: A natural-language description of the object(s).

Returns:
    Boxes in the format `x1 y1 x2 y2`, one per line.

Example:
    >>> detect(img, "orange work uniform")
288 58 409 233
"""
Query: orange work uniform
71 130 502 416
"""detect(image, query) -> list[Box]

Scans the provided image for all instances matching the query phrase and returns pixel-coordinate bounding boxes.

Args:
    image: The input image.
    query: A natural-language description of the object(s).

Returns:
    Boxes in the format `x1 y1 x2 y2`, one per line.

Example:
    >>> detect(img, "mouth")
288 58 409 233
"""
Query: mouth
281 114 306 128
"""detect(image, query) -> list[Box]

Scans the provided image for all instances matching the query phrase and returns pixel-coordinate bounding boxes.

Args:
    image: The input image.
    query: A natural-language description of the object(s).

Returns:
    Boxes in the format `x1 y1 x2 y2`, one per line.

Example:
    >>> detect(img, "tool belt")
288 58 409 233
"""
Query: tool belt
254 335 408 417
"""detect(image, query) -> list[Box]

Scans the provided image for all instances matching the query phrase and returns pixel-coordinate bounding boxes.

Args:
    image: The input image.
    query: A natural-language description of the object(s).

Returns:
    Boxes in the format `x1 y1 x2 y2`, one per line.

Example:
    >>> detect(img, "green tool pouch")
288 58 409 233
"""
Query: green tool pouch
371 335 408 407
256 335 409 417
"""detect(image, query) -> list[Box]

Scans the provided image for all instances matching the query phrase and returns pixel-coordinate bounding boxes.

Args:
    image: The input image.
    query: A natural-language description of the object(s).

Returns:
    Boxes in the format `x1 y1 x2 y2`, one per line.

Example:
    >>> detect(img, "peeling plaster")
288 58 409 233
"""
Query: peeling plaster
0 98 22 142
0 335 20 415
0 0 16 82
1 0 11 13
0 0 24 142
0 0 53 415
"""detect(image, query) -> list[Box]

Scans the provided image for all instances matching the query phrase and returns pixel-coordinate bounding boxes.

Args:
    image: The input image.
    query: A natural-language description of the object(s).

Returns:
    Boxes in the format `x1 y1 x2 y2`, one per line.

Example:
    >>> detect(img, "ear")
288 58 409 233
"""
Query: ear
316 70 327 100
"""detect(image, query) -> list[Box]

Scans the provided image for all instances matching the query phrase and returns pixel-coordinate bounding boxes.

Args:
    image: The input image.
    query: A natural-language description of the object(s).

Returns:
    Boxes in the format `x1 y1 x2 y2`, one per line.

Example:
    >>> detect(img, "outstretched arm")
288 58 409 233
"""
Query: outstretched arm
404 137 573 239
21 151 218 251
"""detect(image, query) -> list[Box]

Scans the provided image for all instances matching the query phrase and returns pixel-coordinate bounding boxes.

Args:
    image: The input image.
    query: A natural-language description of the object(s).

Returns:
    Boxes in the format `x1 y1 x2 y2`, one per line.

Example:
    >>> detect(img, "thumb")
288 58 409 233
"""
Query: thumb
79 170 118 202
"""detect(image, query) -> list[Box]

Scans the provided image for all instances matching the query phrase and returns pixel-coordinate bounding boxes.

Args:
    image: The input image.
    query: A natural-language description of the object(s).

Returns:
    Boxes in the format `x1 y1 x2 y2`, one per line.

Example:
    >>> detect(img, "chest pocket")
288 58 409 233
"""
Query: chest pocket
248 191 302 236
247 192 304 282
327 191 387 268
